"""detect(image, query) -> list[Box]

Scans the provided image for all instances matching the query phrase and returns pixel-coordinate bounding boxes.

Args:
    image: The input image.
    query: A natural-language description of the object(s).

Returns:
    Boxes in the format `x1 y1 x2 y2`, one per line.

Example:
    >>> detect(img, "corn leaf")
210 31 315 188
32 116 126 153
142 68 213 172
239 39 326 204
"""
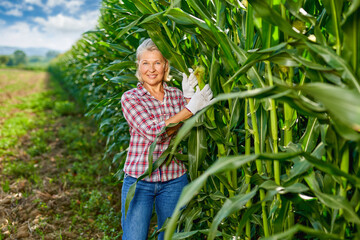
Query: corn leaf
299 83 360 134
261 224 343 240
208 187 258 240
188 125 207 180
248 0 308 41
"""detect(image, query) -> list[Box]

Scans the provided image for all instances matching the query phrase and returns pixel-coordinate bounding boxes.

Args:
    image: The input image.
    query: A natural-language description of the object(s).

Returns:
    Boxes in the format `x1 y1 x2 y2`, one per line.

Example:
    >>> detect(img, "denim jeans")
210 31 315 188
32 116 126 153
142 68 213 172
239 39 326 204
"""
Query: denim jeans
121 174 188 240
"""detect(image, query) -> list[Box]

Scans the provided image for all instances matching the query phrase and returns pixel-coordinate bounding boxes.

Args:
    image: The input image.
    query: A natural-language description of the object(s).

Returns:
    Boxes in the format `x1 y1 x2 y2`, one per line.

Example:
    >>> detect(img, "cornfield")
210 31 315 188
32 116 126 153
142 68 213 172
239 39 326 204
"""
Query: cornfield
49 0 360 239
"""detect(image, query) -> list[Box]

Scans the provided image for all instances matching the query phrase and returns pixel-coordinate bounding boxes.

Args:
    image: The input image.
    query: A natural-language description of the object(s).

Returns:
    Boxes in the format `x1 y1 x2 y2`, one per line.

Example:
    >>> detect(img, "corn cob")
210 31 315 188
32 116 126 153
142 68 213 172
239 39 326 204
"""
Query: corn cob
194 65 206 90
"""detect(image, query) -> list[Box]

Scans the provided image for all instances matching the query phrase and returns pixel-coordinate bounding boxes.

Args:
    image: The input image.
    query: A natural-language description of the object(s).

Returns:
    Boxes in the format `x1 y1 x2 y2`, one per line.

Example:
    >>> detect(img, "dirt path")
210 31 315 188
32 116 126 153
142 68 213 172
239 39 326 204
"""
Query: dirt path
0 69 122 240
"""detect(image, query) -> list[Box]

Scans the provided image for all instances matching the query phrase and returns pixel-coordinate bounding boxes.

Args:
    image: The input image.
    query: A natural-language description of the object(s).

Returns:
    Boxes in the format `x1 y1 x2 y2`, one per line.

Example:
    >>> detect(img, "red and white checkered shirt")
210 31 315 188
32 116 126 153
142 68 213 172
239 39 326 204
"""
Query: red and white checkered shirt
121 82 187 182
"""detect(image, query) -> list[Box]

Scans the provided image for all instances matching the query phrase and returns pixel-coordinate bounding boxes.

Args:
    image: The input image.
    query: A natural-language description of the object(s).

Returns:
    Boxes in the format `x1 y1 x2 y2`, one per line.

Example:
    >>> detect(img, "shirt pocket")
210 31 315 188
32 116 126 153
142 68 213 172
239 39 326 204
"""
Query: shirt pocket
167 99 182 117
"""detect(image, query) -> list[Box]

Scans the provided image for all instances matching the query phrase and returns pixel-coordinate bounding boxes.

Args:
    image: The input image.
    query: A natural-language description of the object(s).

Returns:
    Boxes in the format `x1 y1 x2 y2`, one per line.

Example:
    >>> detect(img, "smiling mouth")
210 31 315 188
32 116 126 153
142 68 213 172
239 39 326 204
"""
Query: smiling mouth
147 74 158 79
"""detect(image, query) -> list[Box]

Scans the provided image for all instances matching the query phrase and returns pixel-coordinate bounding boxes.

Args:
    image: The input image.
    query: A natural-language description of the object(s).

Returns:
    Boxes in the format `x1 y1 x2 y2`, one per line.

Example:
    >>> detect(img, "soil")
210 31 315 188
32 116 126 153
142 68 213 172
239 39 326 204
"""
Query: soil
0 69 120 239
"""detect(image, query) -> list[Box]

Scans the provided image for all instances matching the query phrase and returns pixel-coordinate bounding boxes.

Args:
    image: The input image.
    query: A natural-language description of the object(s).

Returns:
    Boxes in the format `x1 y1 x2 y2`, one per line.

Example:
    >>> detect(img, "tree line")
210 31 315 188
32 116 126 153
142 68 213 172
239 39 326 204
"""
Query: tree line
0 50 59 67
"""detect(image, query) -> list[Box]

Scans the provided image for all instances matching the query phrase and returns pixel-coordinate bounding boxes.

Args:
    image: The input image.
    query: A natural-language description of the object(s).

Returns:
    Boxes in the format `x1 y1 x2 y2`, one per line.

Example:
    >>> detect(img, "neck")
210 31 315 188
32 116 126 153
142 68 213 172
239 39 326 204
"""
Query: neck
143 82 164 101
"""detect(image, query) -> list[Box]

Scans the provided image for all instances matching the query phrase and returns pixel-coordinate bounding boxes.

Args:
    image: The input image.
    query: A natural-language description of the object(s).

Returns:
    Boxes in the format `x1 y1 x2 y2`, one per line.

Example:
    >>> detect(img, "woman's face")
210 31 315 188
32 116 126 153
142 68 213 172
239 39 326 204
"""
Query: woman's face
138 50 167 87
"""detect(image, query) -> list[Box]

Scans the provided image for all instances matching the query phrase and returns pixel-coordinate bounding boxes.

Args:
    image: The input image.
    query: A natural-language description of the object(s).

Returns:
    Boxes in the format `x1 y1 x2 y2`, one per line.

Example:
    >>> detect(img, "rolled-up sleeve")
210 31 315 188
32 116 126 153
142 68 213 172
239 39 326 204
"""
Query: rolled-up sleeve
121 93 168 143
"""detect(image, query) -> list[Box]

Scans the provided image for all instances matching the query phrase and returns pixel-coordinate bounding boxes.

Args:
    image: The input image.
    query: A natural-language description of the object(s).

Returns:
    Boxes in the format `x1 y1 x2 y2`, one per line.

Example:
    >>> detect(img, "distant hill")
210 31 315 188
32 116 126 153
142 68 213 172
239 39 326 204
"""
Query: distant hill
0 46 61 57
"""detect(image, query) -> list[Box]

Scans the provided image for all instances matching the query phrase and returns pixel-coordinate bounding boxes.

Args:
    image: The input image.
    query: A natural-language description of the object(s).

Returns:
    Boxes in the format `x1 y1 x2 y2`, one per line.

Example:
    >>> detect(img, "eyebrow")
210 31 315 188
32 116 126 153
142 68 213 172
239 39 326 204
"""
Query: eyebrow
140 59 164 63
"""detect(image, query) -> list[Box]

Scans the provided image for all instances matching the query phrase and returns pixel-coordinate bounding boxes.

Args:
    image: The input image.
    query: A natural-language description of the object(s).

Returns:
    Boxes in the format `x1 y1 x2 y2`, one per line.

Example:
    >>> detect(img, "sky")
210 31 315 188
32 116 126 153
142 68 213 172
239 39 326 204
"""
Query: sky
0 0 102 52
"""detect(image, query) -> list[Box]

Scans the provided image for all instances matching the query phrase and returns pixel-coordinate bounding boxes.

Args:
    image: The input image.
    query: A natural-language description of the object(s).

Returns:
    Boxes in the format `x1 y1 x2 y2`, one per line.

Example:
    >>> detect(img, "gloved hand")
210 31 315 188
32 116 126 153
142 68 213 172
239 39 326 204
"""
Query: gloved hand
182 68 198 98
185 84 214 115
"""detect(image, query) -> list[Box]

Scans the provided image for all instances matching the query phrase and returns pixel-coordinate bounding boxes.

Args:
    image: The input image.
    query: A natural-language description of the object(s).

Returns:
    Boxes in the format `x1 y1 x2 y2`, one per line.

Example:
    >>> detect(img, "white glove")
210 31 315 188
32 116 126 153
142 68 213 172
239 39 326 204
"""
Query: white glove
185 84 213 115
182 68 198 98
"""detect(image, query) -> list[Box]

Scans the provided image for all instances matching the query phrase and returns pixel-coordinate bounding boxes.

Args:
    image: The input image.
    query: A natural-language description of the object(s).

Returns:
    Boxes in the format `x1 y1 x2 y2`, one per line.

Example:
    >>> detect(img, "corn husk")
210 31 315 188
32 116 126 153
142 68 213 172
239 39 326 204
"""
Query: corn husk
194 65 206 90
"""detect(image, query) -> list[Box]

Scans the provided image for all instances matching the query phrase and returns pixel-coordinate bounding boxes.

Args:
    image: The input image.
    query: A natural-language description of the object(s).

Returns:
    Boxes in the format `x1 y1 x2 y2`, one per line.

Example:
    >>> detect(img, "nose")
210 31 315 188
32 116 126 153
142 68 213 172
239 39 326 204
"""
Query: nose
149 63 156 71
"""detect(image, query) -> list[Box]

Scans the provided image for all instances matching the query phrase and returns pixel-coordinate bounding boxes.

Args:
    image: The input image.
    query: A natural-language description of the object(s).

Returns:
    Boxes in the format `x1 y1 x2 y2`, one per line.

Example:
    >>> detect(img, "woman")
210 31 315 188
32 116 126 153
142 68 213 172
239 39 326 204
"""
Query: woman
121 38 213 240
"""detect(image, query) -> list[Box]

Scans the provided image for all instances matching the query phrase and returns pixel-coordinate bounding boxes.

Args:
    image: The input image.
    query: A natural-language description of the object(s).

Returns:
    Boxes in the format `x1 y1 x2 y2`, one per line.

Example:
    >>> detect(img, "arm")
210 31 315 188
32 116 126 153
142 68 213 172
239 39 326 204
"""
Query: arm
164 84 213 136
164 107 193 136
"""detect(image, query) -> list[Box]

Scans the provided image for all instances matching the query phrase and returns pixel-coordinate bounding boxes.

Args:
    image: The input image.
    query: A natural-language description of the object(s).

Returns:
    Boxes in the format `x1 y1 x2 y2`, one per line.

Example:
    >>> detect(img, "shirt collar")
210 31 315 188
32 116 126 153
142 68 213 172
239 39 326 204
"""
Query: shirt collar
136 82 171 96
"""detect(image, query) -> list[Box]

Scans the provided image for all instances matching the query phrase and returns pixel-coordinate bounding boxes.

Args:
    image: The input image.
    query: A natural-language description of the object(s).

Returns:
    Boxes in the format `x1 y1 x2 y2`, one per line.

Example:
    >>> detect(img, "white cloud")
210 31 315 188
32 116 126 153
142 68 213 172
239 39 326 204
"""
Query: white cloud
47 0 84 8
0 10 99 51
0 1 14 8
34 10 98 33
43 0 85 14
0 1 23 16
24 0 43 6
1 0 95 17
0 1 35 15
63 0 84 12
5 8 23 17
16 0 87 15
22 0 43 13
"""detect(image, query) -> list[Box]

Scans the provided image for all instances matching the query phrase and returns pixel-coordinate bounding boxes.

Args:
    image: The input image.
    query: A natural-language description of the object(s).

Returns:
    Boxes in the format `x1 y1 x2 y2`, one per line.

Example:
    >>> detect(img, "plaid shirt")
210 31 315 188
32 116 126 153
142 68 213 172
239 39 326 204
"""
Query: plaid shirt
121 82 187 182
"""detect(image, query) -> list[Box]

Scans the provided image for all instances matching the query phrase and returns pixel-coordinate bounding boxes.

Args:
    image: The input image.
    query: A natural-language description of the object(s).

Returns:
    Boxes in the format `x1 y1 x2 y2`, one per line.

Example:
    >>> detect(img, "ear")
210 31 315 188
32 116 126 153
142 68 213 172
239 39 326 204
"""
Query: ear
164 61 168 71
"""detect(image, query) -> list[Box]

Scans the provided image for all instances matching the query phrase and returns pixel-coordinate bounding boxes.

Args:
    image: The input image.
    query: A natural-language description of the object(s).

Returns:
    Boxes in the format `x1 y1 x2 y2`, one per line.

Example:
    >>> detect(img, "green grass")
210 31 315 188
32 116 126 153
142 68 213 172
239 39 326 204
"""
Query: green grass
0 112 35 151
1 180 10 193
71 189 122 239
16 92 55 111
0 72 51 153
3 161 36 177
54 100 77 115
0 69 47 93
26 129 52 157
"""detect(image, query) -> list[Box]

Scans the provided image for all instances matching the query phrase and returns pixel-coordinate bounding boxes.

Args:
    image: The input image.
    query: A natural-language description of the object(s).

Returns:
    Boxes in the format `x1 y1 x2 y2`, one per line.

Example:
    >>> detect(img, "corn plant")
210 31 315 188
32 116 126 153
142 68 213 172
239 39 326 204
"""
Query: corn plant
49 0 360 239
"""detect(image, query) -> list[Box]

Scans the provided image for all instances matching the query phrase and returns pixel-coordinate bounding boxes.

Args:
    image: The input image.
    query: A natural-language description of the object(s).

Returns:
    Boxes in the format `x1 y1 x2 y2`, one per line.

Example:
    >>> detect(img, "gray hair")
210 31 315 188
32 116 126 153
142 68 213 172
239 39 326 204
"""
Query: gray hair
135 38 171 82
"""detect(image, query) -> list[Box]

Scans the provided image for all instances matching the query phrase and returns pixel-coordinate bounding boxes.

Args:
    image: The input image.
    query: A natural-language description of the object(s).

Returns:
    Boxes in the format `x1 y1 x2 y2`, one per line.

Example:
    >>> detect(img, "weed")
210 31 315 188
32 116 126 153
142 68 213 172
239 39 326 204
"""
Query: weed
27 143 48 157
16 92 54 111
3 160 40 185
3 161 36 178
39 201 48 211
0 113 35 149
35 227 45 238
26 129 52 157
58 230 63 240
95 210 122 239
71 190 122 239
33 199 52 215
54 101 76 116
48 177 54 184
0 83 57 154
55 214 62 220
1 180 10 192
58 123 82 144
57 119 100 157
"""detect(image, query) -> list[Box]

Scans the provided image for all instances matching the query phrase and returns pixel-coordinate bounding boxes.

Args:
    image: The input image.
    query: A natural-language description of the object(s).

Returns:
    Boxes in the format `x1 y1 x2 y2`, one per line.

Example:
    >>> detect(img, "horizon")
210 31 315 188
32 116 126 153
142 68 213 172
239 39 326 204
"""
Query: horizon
0 45 61 57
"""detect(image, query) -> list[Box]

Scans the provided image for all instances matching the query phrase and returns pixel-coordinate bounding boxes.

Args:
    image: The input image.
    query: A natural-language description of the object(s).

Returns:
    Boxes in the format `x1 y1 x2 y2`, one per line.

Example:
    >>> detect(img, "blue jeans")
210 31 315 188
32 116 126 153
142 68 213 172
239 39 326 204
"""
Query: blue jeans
121 174 188 240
